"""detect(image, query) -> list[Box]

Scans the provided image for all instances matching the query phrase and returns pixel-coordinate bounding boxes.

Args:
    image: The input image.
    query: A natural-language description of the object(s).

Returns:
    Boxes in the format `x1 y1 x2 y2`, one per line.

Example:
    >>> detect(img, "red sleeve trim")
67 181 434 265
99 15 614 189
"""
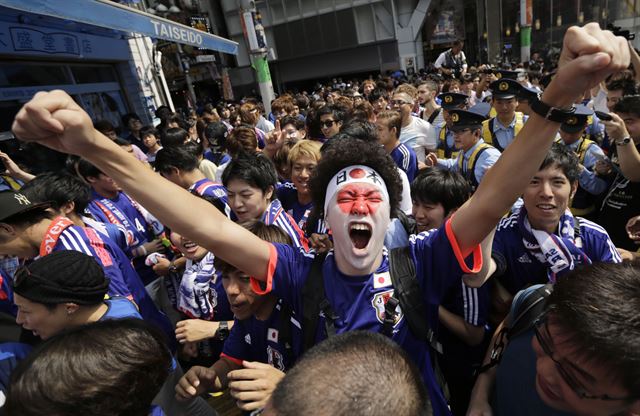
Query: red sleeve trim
220 353 243 366
250 243 277 295
444 218 483 274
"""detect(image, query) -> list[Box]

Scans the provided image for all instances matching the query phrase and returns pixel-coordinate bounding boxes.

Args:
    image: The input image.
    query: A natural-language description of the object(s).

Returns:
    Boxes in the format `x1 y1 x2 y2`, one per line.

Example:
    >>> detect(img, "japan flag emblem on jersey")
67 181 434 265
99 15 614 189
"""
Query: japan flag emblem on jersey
372 289 404 327
373 271 391 288
267 328 279 343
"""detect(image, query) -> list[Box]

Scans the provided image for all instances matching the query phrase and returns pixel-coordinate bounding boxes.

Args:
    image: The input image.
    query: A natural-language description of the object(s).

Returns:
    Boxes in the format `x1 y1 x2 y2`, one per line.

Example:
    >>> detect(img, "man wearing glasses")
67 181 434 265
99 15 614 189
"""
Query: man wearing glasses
391 86 436 154
317 105 345 141
468 262 640 416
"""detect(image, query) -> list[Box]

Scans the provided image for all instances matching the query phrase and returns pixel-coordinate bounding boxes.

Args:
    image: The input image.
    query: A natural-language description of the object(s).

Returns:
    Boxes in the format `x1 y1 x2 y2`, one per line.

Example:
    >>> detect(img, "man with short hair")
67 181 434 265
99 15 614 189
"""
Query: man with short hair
391 85 436 156
482 78 527 152
262 331 432 416
317 105 345 140
434 92 470 161
376 110 418 182
429 105 500 193
468 262 640 416
435 39 467 78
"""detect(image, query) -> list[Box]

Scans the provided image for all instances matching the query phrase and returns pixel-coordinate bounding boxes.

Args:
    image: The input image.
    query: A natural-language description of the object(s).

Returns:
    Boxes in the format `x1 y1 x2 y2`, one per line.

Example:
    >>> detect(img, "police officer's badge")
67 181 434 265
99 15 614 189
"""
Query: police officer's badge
495 72 502 79
566 116 578 125
372 289 404 327
451 113 460 122
444 95 453 104
499 81 509 91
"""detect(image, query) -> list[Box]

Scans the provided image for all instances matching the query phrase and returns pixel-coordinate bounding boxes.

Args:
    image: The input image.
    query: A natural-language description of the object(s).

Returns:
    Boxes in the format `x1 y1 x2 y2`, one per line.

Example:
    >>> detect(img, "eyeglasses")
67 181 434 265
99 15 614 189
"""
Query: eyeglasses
320 120 336 128
534 312 635 401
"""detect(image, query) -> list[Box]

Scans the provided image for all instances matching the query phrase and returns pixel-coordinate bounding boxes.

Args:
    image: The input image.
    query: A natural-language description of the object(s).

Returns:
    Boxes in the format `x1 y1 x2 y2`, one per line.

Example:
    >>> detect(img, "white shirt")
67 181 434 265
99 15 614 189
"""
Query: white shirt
400 116 436 162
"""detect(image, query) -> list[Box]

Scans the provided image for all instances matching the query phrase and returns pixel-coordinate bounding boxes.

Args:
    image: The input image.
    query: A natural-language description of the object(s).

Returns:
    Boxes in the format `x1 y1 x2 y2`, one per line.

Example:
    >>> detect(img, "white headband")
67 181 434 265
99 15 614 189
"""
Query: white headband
324 165 389 214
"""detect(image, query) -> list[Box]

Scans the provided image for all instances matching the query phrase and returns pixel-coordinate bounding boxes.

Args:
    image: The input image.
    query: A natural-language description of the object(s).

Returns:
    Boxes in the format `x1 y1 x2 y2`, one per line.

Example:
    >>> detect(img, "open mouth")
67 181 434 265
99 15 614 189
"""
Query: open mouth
349 223 372 249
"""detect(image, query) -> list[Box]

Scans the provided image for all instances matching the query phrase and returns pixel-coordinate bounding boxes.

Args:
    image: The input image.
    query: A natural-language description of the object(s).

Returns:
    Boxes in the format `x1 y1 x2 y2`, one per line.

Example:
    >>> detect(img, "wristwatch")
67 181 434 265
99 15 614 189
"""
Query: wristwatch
529 97 576 123
214 321 229 340
615 137 632 146
168 261 178 273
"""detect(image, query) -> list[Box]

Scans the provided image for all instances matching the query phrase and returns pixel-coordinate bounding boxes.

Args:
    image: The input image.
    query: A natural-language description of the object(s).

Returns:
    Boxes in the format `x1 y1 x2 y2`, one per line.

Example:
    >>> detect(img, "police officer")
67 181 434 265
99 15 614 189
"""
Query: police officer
557 104 608 218
516 85 541 116
435 92 469 159
483 79 528 152
428 103 501 192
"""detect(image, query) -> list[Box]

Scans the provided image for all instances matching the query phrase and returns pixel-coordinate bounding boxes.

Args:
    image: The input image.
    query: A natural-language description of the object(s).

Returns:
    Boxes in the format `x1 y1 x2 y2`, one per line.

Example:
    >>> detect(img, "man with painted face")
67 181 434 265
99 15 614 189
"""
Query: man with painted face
10 24 630 416
482 78 528 152
428 104 500 193
557 105 608 219
434 92 469 160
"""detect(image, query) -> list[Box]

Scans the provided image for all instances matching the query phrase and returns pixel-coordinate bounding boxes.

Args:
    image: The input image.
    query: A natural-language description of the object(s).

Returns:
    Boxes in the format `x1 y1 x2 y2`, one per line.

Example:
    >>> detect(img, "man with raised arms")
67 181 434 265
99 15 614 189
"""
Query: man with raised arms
10 24 628 416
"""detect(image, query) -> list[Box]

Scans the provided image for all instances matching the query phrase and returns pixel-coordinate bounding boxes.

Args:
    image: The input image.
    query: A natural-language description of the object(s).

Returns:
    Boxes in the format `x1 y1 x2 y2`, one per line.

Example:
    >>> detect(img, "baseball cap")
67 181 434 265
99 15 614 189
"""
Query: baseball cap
0 191 50 223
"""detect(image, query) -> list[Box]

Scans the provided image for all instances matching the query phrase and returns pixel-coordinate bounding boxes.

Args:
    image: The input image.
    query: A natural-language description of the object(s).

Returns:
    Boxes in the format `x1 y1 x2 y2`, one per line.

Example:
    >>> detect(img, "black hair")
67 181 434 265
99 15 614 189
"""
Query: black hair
121 113 140 126
270 331 432 416
606 79 638 97
311 130 402 219
613 95 640 119
317 105 346 123
140 125 159 140
411 167 471 216
161 127 190 148
204 122 229 148
368 88 388 104
280 115 305 131
221 152 278 200
539 142 580 183
20 171 91 215
93 119 115 133
1 207 53 229
153 144 200 175
5 318 171 416
76 159 102 183
547 263 640 397
113 137 130 147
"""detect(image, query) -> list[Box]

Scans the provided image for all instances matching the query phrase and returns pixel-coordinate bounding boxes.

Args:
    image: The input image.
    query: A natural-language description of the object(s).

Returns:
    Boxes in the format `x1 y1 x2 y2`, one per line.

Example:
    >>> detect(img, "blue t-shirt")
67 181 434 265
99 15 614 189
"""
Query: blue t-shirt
391 143 418 183
493 213 621 295
222 300 302 372
204 149 231 167
276 182 313 231
100 297 143 320
252 220 482 416
0 342 32 399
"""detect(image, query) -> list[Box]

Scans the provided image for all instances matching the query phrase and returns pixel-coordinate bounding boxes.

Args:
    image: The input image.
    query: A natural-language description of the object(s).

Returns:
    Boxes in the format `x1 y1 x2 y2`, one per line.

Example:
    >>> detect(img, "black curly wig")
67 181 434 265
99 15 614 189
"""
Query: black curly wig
310 128 402 221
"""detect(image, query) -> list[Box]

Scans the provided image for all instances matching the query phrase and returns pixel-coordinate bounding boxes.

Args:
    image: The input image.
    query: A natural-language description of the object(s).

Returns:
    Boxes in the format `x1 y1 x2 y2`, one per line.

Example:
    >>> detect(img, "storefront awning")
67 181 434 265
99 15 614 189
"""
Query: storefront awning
0 0 238 55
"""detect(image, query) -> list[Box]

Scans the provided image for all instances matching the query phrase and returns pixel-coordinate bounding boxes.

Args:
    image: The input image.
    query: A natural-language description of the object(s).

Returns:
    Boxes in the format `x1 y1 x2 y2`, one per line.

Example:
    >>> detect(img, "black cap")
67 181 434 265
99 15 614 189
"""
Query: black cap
449 107 488 131
489 79 521 99
560 104 592 133
494 69 519 80
518 86 541 102
0 191 50 222
438 92 469 110
13 250 110 306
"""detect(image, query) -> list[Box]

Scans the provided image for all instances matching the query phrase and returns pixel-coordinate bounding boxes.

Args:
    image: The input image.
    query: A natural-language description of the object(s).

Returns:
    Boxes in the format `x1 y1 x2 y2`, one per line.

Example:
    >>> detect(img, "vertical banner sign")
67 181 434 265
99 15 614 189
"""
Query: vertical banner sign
254 56 271 83
520 0 533 26
521 26 532 47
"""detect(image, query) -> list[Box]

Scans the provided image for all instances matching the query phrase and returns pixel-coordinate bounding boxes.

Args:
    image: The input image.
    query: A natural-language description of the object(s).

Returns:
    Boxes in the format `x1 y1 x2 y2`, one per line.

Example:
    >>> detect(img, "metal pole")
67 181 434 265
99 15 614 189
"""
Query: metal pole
176 43 197 110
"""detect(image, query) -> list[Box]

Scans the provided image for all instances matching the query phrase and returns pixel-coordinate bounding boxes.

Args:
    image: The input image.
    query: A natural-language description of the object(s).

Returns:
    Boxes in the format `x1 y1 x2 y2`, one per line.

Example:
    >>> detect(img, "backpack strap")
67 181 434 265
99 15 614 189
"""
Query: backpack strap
457 143 492 189
428 108 441 124
395 210 417 236
388 246 443 354
301 252 339 352
476 284 552 374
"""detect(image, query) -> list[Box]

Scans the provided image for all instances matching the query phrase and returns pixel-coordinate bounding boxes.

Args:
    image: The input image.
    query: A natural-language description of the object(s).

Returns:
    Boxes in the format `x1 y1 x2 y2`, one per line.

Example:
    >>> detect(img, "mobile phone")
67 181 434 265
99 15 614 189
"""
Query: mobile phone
595 111 613 121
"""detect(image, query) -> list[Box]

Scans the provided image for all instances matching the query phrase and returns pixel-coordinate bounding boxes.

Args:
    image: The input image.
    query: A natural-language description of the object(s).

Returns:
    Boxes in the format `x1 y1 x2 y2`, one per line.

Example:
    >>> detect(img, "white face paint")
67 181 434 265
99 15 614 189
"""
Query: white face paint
325 182 390 276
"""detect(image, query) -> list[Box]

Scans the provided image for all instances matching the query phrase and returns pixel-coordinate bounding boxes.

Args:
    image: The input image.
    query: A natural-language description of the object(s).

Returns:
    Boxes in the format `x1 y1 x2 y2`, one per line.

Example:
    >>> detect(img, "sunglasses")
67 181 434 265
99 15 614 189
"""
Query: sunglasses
534 312 635 401
320 120 336 128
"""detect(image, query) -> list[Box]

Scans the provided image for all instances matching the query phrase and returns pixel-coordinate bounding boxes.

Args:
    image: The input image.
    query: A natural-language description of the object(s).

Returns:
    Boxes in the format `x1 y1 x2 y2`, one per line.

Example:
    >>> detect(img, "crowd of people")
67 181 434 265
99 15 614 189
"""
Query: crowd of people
0 23 638 416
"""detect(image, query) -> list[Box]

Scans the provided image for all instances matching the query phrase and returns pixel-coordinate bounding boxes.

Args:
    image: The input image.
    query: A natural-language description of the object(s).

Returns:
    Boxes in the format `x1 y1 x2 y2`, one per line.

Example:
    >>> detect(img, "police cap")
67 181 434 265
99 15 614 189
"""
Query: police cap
489 78 521 100
560 104 592 133
438 92 469 110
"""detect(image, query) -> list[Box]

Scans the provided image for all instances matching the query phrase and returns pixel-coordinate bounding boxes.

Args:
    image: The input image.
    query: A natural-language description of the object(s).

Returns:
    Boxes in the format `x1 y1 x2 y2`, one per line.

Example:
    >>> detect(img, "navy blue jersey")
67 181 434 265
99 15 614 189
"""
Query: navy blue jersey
0 270 16 316
41 217 175 348
221 300 302 372
100 297 143 320
391 143 418 183
493 212 621 295
188 178 231 218
250 219 482 416
276 182 313 230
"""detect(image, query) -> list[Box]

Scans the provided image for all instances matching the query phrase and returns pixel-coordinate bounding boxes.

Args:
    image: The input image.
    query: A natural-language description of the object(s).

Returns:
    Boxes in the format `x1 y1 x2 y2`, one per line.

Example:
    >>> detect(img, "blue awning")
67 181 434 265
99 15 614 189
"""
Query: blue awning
0 0 238 55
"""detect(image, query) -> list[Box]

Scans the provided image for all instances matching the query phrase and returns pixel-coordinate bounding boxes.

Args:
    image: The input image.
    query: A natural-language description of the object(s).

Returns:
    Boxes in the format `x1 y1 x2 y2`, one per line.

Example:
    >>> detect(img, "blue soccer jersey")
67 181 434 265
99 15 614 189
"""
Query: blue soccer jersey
276 182 313 231
221 299 302 372
189 178 231 218
493 212 621 295
40 217 175 348
250 219 482 416
262 199 309 251
391 143 418 183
